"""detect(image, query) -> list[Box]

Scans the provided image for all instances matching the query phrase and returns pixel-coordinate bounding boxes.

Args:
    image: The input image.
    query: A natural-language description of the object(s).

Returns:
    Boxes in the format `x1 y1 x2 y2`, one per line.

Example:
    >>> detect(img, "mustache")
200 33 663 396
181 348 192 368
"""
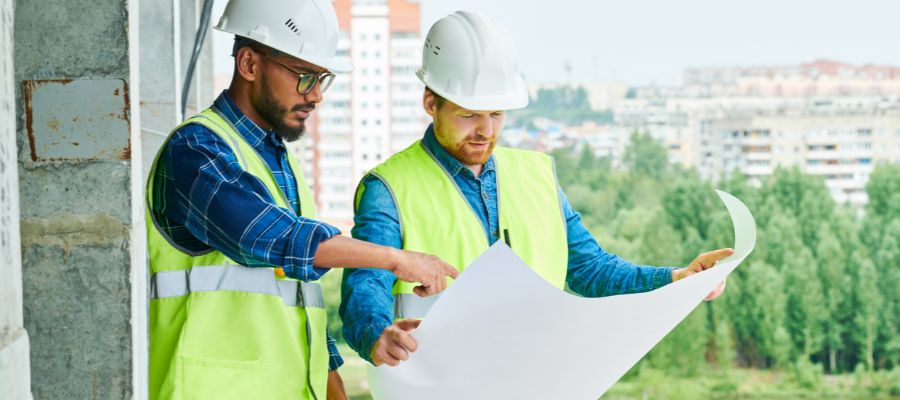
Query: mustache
291 104 316 113
465 134 495 142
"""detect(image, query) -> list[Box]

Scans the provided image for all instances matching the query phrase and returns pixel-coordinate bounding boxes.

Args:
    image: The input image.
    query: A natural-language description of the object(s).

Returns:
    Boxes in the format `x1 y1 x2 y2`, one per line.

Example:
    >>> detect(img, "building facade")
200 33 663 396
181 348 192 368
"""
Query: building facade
291 0 428 226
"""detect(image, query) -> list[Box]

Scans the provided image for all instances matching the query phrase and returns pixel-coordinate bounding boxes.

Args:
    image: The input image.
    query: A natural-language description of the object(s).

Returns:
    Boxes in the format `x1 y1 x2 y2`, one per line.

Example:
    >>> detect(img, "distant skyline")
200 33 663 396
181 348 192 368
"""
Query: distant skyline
212 0 900 85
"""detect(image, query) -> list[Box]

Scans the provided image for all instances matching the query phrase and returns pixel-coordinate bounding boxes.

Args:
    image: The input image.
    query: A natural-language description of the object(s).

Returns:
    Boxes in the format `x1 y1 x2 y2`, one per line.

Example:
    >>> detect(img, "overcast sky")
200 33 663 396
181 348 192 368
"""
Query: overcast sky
212 0 900 85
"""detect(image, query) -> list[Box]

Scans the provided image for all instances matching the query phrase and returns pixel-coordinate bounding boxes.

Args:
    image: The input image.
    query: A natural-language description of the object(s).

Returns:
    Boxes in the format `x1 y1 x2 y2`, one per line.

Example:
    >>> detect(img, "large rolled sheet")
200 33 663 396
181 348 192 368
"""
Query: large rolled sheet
370 190 756 399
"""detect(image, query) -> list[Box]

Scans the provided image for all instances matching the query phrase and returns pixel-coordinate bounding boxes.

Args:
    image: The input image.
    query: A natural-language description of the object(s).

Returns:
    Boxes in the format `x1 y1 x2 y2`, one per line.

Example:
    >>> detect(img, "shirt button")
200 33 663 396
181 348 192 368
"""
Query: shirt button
482 191 489 200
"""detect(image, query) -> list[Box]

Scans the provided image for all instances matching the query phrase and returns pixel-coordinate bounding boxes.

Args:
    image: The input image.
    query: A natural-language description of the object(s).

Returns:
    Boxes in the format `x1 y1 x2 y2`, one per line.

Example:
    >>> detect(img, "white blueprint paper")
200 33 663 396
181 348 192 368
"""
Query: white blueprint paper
369 190 756 399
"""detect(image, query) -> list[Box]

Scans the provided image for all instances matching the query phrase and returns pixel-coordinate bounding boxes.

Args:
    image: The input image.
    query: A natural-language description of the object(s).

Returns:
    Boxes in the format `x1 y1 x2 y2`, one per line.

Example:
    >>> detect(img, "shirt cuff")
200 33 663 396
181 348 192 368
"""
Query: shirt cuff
358 319 392 365
327 335 344 371
283 221 341 281
654 267 677 289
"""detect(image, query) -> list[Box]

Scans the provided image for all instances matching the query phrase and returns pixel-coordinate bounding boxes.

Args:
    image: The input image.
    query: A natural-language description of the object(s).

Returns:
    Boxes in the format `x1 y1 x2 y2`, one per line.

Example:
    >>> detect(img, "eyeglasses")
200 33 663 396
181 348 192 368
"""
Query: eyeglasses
265 55 336 95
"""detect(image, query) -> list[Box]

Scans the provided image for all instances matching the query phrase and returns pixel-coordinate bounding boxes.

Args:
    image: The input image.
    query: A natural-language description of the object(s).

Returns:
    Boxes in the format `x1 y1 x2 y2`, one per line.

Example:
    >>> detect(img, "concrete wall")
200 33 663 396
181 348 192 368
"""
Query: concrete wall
0 0 32 397
140 0 215 181
13 0 135 398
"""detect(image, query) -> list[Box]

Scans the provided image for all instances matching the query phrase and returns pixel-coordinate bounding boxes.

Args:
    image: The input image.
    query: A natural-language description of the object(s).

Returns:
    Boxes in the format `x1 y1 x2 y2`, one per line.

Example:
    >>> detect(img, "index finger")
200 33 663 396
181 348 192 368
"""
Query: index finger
699 248 734 267
443 263 460 279
392 328 418 353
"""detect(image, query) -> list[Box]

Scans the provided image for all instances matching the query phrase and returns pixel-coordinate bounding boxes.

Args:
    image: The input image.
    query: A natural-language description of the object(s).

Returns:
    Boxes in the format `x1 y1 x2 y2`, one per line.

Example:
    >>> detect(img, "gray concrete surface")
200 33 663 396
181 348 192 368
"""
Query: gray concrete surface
0 0 32 397
13 0 134 398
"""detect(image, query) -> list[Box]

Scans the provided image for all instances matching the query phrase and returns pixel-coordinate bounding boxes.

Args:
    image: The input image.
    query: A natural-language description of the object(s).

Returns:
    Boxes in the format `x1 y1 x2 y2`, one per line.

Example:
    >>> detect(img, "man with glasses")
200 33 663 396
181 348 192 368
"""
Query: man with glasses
146 1 457 399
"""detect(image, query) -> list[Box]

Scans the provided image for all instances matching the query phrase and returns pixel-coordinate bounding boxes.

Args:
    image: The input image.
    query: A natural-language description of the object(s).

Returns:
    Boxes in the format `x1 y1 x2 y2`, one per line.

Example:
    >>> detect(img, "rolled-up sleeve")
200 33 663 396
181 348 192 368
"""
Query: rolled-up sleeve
326 335 344 371
151 124 340 281
340 175 400 364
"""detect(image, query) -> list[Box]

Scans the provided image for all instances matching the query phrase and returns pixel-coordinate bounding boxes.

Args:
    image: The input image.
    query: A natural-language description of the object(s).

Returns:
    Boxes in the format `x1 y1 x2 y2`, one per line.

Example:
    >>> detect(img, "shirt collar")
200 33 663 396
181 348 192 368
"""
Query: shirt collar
212 90 286 151
421 123 495 178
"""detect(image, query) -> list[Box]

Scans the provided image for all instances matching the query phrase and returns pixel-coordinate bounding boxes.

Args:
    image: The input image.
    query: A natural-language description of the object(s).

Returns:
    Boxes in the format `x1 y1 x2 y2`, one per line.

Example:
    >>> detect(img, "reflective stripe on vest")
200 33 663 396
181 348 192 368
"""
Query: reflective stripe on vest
150 265 324 308
394 293 440 319
147 108 328 400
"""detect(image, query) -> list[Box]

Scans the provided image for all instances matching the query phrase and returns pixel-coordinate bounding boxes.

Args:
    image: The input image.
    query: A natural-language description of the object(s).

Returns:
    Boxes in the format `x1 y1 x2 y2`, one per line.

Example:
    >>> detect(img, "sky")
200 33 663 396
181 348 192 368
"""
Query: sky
212 0 900 85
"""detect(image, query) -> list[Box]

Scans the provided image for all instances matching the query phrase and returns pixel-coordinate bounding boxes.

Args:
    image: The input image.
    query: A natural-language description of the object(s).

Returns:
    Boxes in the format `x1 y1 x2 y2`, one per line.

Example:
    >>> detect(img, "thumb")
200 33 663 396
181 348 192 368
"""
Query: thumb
412 285 429 297
397 319 422 332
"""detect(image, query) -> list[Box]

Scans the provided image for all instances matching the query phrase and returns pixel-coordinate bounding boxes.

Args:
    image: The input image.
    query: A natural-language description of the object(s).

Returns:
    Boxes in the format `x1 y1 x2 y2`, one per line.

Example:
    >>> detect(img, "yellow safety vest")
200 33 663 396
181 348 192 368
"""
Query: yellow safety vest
147 108 327 400
356 140 569 319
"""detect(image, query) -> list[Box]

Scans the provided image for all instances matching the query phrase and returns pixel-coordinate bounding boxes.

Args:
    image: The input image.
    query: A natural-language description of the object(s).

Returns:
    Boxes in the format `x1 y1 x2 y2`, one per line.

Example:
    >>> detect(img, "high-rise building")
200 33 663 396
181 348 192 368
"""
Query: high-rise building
289 0 428 227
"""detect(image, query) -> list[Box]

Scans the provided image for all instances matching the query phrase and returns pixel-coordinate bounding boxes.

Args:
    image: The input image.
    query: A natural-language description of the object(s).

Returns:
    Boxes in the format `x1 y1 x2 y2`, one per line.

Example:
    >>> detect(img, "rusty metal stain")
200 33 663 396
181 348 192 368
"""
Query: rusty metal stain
47 118 60 131
23 78 131 162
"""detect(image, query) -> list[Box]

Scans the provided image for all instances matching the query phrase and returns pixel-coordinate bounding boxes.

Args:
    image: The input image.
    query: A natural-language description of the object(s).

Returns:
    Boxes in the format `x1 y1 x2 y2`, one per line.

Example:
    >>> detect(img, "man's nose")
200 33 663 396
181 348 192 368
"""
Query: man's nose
476 115 494 138
303 82 324 104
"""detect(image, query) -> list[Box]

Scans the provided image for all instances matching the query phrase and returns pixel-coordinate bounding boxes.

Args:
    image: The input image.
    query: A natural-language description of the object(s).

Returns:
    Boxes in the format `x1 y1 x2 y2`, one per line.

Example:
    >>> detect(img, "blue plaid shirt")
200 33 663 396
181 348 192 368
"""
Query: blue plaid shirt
340 124 676 364
151 90 343 370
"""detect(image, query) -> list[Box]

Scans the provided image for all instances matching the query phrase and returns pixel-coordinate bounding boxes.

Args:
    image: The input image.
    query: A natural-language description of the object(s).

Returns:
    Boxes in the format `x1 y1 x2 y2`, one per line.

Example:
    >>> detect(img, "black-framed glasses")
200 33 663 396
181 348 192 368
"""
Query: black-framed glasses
265 55 336 95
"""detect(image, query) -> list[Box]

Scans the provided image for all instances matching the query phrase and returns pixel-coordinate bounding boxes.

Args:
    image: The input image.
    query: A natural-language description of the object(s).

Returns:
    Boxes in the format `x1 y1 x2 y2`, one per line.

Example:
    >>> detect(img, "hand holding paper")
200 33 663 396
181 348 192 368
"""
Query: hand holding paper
369 190 756 399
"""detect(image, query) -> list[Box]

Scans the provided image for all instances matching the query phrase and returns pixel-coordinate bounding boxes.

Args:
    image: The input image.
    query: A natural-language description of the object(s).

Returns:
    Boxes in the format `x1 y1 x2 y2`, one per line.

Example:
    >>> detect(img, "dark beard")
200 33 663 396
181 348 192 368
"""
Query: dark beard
253 75 309 142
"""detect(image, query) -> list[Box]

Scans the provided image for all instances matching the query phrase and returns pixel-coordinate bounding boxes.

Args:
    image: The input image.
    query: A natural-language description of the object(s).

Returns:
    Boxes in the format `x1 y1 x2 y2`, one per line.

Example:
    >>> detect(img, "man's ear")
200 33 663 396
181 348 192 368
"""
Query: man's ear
423 90 438 118
235 47 261 82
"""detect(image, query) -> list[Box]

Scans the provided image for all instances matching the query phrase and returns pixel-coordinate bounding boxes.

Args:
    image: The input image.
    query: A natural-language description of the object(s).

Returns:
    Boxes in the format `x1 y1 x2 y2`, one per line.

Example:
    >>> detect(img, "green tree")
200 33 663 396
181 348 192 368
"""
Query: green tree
784 247 828 359
648 306 709 376
851 252 882 371
873 220 900 368
861 164 900 251
816 226 851 373
734 261 790 368
622 131 668 180
759 168 834 249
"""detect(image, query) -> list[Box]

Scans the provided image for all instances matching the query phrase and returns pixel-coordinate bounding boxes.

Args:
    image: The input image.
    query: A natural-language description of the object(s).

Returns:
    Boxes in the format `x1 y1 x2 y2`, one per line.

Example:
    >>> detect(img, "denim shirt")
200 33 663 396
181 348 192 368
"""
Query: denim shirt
151 90 343 370
340 124 676 364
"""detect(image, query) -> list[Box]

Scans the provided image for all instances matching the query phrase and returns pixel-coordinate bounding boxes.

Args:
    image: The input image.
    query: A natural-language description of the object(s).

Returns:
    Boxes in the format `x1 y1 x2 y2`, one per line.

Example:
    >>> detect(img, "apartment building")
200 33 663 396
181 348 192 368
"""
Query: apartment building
289 0 428 226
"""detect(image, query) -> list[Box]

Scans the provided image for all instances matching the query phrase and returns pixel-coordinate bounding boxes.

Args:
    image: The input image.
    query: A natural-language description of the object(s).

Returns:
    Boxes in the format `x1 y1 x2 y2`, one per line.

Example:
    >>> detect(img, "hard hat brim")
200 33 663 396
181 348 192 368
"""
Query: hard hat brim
214 26 355 73
296 52 354 74
419 71 529 111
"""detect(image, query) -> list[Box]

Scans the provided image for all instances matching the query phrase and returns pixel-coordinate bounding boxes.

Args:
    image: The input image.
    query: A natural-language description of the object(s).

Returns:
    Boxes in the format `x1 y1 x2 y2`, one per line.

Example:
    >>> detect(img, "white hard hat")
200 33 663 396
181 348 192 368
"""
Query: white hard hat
215 0 353 73
417 11 528 111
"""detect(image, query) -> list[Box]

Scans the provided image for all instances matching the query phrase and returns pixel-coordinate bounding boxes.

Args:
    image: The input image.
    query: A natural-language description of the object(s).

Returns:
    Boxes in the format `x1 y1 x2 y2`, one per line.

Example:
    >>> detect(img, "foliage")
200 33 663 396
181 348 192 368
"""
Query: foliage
325 135 900 398
548 141 900 376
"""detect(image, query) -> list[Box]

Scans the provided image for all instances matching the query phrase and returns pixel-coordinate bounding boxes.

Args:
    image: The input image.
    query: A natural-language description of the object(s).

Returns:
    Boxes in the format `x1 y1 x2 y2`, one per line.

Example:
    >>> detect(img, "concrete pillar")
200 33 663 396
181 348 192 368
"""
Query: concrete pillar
140 0 215 181
0 0 32 397
13 0 140 397
139 0 181 181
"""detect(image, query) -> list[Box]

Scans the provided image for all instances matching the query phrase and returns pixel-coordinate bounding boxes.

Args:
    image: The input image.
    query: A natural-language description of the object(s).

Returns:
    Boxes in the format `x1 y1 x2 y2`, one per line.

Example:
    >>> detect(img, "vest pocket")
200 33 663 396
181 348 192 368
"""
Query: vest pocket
179 355 263 400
